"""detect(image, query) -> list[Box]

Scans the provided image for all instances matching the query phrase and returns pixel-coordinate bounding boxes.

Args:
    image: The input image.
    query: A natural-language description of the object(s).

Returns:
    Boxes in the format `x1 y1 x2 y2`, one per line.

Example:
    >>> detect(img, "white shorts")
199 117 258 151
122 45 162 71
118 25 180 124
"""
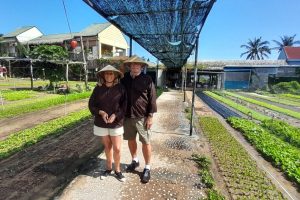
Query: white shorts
93 125 124 137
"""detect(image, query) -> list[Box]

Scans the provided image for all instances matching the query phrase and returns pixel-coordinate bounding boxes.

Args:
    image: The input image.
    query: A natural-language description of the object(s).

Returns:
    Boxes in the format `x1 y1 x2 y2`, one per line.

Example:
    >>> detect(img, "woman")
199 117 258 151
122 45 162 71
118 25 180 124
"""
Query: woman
88 65 127 182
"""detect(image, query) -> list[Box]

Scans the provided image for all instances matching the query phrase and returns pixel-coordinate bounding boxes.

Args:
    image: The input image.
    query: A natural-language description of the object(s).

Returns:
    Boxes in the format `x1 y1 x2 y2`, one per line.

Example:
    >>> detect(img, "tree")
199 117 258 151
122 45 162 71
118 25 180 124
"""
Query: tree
16 42 29 58
240 37 271 60
273 34 300 52
30 45 68 89
30 45 68 61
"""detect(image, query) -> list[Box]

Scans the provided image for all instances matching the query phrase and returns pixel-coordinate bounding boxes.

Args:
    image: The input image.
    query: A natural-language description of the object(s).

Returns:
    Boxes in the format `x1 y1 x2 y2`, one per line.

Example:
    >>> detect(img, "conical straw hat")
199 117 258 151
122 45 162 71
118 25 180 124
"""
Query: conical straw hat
96 65 123 78
123 55 149 68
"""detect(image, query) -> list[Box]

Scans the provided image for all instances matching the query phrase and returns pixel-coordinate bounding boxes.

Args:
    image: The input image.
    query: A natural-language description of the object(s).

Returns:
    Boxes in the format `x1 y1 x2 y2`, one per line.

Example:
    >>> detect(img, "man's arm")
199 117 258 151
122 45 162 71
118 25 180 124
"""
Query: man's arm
145 79 157 129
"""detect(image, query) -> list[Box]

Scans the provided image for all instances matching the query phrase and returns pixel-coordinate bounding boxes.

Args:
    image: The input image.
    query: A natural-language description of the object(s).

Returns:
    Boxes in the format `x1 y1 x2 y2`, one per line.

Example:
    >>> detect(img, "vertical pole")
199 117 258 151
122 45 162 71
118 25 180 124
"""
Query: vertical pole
0 90 4 111
30 59 33 90
42 68 45 81
156 59 159 87
8 60 12 78
80 36 88 90
66 62 69 83
183 65 187 102
181 66 184 93
248 69 252 90
129 36 133 57
190 37 199 136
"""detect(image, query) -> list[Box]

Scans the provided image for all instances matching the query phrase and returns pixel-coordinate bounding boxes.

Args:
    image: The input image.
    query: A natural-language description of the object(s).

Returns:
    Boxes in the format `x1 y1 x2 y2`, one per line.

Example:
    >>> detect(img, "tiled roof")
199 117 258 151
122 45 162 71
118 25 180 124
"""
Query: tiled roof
3 26 35 38
284 46 300 60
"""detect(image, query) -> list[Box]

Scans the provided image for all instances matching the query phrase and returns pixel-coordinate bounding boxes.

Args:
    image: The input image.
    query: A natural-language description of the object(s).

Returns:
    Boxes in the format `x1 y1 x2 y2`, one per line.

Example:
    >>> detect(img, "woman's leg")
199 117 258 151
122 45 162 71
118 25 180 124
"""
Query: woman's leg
101 136 113 170
110 135 122 172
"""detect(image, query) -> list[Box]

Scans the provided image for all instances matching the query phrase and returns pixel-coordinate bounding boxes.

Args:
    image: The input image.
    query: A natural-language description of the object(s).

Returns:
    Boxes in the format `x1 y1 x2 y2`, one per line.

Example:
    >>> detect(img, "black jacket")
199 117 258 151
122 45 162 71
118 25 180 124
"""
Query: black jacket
88 83 127 128
121 72 157 118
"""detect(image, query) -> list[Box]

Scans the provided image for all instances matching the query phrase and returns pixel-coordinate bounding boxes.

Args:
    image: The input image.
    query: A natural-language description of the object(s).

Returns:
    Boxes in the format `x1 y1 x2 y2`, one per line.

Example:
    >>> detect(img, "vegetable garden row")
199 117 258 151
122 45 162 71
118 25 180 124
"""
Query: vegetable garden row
199 90 300 192
199 117 285 199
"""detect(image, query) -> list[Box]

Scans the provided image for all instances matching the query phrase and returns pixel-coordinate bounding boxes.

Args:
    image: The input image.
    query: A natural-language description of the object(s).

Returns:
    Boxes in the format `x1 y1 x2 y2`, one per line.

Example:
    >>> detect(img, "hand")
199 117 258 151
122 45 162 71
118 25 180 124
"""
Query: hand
144 116 153 130
107 114 116 124
99 110 108 123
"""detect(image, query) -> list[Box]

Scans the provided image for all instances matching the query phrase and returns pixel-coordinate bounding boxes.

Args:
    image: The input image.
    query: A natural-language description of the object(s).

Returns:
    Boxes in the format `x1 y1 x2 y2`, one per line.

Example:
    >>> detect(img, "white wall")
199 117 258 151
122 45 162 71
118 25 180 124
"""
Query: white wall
17 27 43 43
98 25 128 57
157 69 165 87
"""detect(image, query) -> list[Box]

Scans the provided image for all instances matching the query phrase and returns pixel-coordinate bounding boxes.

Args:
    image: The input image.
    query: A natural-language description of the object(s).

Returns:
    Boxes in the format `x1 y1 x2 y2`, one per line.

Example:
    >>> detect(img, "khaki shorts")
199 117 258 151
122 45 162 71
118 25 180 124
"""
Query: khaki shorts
93 125 124 137
123 117 151 144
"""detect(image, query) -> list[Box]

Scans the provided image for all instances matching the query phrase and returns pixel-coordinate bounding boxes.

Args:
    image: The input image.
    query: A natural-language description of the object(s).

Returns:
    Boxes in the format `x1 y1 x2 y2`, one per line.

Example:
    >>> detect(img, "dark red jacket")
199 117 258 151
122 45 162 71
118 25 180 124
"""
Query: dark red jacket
88 83 127 128
121 72 157 118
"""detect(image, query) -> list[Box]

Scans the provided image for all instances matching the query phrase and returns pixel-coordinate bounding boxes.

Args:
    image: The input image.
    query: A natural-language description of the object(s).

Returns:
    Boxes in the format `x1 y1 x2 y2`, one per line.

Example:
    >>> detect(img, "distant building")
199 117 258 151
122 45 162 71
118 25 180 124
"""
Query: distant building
0 26 43 57
182 56 300 90
278 46 300 65
26 22 128 61
0 23 128 61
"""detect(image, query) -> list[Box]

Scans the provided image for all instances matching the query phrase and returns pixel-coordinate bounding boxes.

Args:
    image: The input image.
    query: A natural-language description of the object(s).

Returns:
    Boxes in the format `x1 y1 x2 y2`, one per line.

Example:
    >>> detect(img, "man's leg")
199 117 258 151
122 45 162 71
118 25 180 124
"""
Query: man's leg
128 139 137 159
141 143 151 183
126 139 140 171
142 143 151 165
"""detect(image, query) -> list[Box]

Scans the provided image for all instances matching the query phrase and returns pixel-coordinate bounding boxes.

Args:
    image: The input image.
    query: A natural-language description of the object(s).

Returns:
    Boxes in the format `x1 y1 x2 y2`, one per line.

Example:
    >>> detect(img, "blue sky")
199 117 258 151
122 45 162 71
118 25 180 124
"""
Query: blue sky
1 0 300 62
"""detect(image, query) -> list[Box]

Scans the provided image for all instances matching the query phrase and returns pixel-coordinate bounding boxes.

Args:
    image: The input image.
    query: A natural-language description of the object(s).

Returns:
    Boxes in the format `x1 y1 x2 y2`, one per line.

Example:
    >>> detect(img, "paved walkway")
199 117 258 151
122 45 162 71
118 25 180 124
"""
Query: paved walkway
57 90 209 200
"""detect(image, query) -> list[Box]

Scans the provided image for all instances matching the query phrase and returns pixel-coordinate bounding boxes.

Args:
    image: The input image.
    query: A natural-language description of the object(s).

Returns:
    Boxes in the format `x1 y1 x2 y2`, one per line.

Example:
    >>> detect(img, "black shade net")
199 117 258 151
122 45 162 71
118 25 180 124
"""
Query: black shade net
83 0 216 68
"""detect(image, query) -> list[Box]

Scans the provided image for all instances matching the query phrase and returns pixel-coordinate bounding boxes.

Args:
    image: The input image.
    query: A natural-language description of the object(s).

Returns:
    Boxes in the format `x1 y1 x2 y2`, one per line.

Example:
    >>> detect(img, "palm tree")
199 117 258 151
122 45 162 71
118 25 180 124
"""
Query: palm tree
273 34 300 52
240 37 271 60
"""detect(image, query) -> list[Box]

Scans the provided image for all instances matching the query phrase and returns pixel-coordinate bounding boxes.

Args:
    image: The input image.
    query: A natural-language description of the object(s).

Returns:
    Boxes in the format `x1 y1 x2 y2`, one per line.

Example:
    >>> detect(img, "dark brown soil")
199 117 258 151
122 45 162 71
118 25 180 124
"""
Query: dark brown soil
0 119 102 200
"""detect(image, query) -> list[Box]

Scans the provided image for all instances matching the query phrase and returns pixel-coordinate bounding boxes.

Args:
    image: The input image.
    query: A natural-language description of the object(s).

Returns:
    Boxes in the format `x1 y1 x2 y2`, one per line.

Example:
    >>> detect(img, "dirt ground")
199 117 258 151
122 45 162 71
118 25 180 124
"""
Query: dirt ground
0 119 102 200
57 90 226 200
1 90 299 200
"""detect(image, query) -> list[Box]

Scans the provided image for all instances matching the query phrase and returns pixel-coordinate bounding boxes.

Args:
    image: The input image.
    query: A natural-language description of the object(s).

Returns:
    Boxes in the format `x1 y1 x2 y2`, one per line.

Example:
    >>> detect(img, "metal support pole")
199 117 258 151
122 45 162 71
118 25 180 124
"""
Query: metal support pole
183 65 187 102
190 37 199 136
248 69 252 90
66 62 69 83
8 60 12 78
156 59 159 87
80 35 88 90
30 59 33 90
129 36 133 57
181 66 184 93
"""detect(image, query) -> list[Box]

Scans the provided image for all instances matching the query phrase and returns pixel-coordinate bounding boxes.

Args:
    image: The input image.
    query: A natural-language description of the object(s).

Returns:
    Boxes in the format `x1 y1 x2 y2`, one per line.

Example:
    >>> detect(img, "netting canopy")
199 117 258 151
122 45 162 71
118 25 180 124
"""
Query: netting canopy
83 0 216 68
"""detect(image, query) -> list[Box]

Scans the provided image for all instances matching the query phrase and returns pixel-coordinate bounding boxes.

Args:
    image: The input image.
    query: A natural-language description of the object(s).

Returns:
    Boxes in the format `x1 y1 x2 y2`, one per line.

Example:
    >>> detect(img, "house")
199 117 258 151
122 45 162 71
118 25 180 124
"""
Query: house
0 26 43 57
26 22 128 60
278 46 300 65
182 59 300 90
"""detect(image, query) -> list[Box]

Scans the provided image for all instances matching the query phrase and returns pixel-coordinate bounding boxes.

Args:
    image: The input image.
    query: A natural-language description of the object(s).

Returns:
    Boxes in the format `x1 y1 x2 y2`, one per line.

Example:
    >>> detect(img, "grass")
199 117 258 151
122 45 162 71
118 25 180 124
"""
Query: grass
223 91 300 120
0 109 91 160
0 91 91 119
156 86 168 97
1 90 38 101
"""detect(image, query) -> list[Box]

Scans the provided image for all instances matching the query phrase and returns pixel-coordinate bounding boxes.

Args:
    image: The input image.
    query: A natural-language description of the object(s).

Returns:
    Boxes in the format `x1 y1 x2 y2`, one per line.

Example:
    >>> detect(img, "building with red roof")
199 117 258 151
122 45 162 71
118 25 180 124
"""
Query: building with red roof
278 46 300 65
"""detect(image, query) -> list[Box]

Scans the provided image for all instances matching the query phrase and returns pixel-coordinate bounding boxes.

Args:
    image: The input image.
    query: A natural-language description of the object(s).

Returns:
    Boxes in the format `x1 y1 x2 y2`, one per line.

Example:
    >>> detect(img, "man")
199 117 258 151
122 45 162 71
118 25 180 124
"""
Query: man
121 55 157 183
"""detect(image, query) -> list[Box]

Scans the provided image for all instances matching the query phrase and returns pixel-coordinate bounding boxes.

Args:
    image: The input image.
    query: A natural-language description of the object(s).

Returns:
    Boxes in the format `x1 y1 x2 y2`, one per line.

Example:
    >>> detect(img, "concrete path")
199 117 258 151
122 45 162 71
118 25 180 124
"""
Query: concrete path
56 90 208 200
